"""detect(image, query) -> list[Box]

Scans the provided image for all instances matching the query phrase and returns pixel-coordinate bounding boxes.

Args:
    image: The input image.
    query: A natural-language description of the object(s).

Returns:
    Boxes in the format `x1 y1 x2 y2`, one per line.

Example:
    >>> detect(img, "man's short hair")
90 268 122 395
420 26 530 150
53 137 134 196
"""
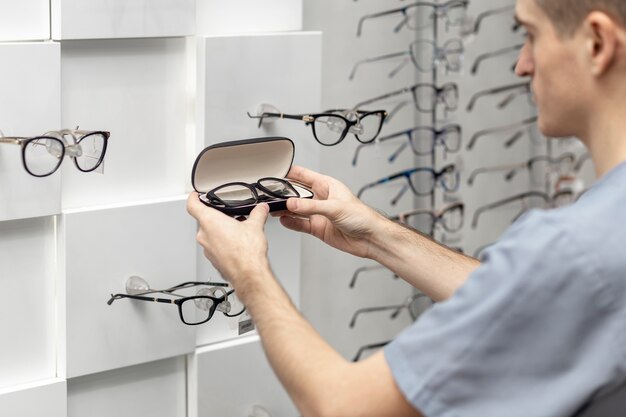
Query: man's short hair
535 0 626 36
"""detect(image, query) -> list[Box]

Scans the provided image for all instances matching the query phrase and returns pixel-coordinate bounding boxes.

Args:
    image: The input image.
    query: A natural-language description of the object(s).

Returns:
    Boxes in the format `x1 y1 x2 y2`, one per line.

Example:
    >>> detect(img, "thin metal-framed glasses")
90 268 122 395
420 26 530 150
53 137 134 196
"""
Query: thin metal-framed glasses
391 202 464 236
357 0 470 37
349 38 464 80
0 128 109 177
352 124 462 166
107 279 245 326
247 109 387 146
205 177 300 208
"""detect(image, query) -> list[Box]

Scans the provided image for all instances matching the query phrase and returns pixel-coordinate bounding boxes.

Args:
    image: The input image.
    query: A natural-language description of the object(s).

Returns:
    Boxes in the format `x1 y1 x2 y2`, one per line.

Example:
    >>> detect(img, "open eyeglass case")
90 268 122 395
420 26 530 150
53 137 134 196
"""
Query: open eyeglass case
191 137 314 216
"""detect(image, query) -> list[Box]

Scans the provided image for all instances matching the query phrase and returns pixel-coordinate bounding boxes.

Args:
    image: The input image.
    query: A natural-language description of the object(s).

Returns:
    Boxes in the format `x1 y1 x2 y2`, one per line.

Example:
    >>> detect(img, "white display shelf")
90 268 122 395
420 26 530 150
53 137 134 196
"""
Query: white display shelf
67 357 185 417
0 217 56 389
0 378 66 417
0 42 61 222
189 336 297 417
51 0 195 40
58 197 197 378
0 0 49 41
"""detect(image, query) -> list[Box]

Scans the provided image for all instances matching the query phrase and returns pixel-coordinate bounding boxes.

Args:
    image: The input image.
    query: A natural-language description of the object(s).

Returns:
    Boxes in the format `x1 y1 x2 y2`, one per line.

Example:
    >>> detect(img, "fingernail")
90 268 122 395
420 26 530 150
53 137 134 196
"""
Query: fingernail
288 198 298 211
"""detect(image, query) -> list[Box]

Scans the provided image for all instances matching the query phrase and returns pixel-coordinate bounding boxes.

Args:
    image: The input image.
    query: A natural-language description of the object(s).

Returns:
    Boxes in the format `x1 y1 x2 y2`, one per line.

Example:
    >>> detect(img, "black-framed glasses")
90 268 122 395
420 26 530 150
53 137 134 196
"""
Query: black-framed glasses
355 82 459 122
391 202 464 236
357 163 460 205
0 128 109 177
472 190 575 229
471 43 523 75
352 124 462 167
467 116 538 150
357 0 470 37
349 38 464 80
107 279 245 326
246 109 387 146
349 293 433 328
205 177 300 208
467 81 532 112
467 153 577 186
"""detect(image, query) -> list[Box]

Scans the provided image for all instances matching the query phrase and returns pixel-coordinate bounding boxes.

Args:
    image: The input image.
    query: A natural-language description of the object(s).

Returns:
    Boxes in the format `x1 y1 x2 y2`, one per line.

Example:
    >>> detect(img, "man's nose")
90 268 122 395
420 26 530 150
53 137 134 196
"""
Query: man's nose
515 43 533 77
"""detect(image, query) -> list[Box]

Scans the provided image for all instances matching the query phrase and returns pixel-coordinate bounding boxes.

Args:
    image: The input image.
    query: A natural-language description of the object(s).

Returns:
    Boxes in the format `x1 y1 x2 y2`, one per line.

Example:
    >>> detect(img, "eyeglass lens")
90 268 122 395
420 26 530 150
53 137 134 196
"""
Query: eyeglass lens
313 115 349 145
211 179 298 207
76 132 107 171
23 137 64 177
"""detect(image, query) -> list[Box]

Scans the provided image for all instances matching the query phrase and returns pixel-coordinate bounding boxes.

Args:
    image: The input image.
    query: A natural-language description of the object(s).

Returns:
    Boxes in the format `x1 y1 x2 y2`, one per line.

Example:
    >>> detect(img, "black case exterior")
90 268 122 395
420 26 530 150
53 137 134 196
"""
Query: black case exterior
191 137 314 216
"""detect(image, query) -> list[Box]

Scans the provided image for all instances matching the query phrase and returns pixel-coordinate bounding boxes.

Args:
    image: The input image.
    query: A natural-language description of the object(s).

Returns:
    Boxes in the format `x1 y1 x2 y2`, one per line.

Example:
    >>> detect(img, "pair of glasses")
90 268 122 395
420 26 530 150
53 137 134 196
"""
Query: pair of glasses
247 108 387 146
107 277 245 326
467 153 578 186
0 128 109 177
355 82 459 121
467 116 539 150
391 202 464 236
352 124 462 166
472 190 575 229
349 293 433 328
467 81 532 112
357 164 460 205
357 0 469 37
204 177 300 208
349 38 464 80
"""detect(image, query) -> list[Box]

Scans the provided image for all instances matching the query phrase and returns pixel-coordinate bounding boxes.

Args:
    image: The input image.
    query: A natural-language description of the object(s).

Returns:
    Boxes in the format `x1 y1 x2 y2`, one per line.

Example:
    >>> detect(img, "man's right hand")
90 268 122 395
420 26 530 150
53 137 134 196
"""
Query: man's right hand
278 165 389 260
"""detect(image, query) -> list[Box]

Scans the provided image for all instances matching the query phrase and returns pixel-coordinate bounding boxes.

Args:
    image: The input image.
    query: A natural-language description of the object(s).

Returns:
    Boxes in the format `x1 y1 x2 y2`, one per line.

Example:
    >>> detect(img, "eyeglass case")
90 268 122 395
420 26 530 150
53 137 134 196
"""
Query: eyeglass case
191 137 314 216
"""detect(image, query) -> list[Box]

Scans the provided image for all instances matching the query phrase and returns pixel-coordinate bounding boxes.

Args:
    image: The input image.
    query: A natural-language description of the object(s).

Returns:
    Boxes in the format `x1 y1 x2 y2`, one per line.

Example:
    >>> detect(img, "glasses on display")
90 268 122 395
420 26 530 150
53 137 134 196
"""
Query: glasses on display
467 116 538 150
349 264 398 289
471 190 575 229
349 38 464 80
357 163 460 205
467 153 577 186
107 277 245 326
357 0 470 37
459 5 516 38
352 124 462 167
391 202 464 236
352 340 391 362
471 43 524 75
355 82 459 120
246 108 387 146
0 128 109 177
349 293 433 328
467 81 532 112
204 177 300 208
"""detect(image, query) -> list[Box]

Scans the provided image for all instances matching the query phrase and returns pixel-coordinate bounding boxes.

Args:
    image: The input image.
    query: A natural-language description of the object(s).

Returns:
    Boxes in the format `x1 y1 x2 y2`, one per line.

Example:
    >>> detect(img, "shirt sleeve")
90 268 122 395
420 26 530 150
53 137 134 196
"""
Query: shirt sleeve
385 210 623 417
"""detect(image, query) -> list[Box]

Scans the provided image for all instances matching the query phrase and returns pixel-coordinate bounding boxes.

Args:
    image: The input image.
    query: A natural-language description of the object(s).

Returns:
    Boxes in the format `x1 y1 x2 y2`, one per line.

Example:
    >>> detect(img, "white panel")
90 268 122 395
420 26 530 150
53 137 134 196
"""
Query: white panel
51 0 195 40
196 0 302 35
194 33 321 346
61 198 196 378
0 43 61 221
68 357 186 417
0 379 66 417
0 0 49 41
193 337 297 417
60 38 188 210
0 217 56 389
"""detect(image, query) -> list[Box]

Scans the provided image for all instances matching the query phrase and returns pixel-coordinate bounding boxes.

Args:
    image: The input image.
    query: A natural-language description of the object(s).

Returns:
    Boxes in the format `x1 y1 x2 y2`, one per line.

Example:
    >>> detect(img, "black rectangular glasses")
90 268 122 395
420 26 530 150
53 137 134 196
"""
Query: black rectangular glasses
107 280 245 326
203 177 300 208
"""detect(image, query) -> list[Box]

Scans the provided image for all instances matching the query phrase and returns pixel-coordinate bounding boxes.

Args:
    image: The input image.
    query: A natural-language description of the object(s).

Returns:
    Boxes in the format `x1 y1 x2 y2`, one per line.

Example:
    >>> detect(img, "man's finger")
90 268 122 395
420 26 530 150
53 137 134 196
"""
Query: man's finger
286 197 340 219
286 165 325 188
248 203 270 228
279 215 312 234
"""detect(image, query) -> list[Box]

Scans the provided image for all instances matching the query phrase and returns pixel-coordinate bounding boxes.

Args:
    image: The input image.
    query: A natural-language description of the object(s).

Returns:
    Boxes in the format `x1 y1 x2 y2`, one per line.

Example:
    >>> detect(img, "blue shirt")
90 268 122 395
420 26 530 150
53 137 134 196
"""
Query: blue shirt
385 162 626 417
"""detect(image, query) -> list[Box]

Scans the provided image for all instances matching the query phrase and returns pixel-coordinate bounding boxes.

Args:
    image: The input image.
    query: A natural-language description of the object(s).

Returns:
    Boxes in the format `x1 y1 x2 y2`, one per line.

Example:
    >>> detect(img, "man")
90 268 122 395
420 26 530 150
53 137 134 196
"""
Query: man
187 0 626 415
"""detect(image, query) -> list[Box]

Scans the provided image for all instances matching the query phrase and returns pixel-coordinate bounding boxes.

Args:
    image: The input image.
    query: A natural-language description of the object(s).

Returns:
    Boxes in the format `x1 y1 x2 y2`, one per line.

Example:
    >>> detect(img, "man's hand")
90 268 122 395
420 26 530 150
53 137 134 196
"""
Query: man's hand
277 165 389 259
186 193 271 287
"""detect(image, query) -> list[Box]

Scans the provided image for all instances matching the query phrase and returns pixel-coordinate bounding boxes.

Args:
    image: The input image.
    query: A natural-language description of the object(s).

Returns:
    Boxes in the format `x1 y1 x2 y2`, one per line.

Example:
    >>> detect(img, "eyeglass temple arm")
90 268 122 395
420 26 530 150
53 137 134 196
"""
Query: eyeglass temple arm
354 85 414 110
349 265 388 288
356 5 412 37
352 340 392 362
466 81 531 112
162 281 229 293
350 52 408 80
349 304 404 328
467 116 538 150
471 190 549 229
470 5 515 35
468 162 527 185
0 137 27 145
471 43 524 75
107 293 175 305
246 112 306 128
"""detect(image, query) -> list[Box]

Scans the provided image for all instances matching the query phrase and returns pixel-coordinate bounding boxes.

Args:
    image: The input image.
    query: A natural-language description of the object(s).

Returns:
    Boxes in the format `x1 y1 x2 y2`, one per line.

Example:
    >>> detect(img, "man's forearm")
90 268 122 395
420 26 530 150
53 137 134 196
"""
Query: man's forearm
368 218 480 301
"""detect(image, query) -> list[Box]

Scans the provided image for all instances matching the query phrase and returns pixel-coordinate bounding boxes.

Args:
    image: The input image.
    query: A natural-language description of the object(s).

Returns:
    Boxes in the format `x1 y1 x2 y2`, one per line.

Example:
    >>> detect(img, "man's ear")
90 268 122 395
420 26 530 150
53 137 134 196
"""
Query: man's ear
583 11 620 76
